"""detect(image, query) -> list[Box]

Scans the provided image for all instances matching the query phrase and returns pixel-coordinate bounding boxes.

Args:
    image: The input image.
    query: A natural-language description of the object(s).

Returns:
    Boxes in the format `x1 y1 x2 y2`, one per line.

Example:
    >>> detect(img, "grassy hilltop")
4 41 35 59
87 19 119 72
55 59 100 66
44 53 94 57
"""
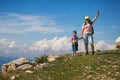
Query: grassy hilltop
0 49 120 80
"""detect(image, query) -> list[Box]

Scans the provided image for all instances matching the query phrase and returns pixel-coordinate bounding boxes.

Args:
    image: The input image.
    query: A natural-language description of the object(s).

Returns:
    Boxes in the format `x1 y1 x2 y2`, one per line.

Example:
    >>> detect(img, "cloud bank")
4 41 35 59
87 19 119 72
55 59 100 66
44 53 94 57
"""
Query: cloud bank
0 36 117 56
30 37 71 52
95 40 115 50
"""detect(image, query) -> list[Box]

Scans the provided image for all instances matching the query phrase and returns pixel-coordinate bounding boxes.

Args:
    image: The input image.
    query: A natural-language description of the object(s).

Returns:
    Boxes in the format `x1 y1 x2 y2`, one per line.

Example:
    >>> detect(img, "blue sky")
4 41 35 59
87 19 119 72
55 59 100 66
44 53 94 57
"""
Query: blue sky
0 0 120 43
0 0 120 59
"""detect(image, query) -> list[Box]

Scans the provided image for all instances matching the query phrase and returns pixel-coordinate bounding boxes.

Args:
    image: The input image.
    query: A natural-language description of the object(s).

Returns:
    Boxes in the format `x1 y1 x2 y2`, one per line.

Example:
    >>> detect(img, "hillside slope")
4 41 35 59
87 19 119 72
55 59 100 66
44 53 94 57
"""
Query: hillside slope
0 49 120 80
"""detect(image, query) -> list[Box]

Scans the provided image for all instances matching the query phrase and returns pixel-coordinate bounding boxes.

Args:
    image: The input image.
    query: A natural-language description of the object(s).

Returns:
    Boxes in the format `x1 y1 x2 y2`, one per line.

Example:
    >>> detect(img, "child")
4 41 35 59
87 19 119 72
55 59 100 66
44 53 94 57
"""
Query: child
71 30 79 56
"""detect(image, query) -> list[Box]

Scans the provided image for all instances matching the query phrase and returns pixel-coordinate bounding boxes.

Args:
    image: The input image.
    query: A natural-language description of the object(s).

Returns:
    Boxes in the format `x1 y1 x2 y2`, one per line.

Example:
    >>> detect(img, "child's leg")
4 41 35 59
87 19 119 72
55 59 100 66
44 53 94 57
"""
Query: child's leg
74 50 76 56
72 45 74 56
72 51 74 56
72 44 76 56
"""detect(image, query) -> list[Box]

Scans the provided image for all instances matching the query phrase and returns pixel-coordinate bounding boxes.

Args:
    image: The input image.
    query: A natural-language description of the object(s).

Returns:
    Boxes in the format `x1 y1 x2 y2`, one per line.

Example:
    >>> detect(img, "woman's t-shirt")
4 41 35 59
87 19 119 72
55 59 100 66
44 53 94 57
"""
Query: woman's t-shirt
82 23 92 34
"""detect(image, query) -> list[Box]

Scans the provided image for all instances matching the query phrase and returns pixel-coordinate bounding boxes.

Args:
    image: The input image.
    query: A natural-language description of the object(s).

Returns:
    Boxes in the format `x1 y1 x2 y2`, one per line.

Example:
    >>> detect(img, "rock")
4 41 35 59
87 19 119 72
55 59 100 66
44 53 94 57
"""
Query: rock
25 70 34 74
17 63 33 70
31 61 35 64
35 63 48 70
40 63 48 69
2 57 33 73
7 63 17 71
54 55 59 59
8 57 29 66
2 64 8 74
10 75 20 80
11 76 16 80
47 55 59 62
15 74 20 78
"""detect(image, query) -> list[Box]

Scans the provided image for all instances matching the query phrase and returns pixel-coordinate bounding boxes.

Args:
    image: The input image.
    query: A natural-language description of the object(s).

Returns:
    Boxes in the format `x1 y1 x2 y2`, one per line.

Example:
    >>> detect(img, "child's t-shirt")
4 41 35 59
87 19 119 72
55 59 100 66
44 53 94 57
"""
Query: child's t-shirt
71 34 78 44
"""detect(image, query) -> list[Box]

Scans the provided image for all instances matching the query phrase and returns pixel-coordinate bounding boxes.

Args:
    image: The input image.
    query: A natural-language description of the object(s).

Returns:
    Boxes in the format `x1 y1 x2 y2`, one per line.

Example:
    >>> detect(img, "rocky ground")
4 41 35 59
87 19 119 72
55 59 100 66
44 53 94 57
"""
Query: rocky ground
0 49 120 80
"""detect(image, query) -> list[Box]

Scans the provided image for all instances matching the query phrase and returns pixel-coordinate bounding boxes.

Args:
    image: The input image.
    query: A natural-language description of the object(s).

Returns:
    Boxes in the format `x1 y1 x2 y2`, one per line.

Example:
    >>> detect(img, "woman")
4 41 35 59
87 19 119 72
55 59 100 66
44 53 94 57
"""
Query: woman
80 11 100 55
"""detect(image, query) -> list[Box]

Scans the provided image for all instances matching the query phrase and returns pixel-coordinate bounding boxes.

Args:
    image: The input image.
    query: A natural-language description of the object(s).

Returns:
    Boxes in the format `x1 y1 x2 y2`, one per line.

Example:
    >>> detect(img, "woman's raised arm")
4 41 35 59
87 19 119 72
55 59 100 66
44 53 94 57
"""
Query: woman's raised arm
92 11 100 24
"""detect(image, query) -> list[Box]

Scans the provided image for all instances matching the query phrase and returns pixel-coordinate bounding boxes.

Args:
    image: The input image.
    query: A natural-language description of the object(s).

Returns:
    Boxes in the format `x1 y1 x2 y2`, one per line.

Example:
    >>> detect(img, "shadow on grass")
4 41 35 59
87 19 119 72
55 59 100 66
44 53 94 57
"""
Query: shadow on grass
96 49 120 55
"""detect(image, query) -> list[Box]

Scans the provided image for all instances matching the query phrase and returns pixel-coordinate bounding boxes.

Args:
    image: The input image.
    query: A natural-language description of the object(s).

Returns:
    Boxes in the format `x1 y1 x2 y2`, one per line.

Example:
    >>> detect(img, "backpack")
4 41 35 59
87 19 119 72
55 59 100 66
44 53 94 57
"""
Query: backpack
92 26 94 34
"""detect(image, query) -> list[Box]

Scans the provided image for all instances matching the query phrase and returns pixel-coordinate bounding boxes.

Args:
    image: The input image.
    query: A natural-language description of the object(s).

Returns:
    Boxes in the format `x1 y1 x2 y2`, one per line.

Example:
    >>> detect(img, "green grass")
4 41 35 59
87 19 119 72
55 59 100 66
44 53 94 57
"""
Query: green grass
0 49 120 80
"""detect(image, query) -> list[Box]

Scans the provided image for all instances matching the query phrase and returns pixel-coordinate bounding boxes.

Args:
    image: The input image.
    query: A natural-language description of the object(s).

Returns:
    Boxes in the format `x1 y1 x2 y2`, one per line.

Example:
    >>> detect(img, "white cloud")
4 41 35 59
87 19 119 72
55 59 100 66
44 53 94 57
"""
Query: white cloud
112 26 119 29
95 40 115 50
0 38 17 53
0 39 8 48
8 41 16 48
115 37 120 42
0 12 63 34
29 37 116 54
30 37 71 54
0 36 118 56
0 39 16 48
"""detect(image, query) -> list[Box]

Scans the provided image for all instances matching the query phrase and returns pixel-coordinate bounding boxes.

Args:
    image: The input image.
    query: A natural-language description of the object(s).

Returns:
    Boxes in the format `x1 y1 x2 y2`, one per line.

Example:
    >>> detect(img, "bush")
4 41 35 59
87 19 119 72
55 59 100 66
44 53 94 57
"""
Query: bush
96 49 101 52
35 55 48 64
0 73 10 80
0 73 2 79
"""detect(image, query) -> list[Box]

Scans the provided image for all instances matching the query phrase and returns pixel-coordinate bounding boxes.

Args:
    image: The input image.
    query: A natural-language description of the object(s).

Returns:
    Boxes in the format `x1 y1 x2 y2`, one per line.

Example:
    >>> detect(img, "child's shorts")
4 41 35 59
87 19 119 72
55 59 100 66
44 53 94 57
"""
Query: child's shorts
72 42 78 51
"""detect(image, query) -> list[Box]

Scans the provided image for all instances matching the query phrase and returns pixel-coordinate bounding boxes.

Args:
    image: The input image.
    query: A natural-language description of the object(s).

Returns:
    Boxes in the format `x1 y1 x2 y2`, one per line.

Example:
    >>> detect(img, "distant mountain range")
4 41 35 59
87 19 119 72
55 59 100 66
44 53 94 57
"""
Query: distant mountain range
0 56 15 71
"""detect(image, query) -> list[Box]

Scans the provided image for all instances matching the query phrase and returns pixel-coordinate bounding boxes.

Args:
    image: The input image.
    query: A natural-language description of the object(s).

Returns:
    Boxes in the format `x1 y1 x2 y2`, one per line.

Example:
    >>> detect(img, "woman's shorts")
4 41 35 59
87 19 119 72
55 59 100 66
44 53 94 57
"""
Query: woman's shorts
72 42 78 51
83 33 94 45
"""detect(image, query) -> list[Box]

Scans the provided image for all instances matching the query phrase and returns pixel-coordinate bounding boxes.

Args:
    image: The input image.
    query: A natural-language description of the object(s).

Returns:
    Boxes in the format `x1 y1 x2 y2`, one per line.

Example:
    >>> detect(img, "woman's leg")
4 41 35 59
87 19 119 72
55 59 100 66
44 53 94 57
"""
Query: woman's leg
89 34 94 55
90 44 94 55
85 44 89 55
84 34 89 55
